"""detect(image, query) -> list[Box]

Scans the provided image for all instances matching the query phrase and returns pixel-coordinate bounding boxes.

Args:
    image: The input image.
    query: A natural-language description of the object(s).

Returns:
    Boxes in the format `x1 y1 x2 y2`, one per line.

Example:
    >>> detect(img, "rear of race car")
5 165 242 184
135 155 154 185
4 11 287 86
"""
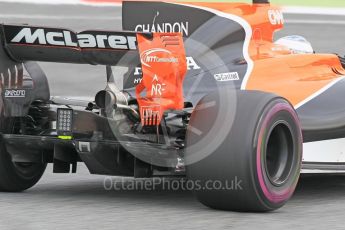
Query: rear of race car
0 0 304 212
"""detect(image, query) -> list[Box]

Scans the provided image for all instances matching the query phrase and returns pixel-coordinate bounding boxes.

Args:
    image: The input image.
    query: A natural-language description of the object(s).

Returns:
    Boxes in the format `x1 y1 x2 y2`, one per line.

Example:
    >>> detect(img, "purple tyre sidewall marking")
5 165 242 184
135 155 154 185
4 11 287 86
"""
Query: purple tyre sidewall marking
256 102 301 204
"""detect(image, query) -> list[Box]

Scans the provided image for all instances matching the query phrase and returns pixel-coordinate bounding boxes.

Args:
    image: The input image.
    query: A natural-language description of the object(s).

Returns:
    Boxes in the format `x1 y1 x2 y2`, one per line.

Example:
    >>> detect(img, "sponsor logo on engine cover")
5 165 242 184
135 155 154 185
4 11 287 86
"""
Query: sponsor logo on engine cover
268 10 284 25
134 56 200 77
133 77 143 84
140 48 178 67
4 89 26 98
151 74 166 96
10 27 137 50
186 57 201 70
214 72 239 82
135 11 189 37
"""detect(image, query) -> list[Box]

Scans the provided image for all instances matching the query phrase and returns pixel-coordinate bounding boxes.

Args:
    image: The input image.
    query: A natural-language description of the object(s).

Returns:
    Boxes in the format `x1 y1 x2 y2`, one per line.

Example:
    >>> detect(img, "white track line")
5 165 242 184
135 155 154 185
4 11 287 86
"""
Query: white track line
286 19 345 25
283 6 345 16
0 0 121 6
0 14 121 20
0 0 80 3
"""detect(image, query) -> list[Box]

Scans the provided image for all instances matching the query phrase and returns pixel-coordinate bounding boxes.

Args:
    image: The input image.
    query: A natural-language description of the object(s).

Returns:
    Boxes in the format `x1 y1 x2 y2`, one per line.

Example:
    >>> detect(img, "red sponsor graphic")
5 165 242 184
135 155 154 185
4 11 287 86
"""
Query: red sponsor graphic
136 33 187 126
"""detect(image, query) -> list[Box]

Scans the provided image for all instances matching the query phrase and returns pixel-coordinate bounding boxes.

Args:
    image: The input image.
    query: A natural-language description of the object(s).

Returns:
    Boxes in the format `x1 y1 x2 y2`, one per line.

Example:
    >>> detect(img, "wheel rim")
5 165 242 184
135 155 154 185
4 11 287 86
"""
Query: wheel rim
264 121 294 186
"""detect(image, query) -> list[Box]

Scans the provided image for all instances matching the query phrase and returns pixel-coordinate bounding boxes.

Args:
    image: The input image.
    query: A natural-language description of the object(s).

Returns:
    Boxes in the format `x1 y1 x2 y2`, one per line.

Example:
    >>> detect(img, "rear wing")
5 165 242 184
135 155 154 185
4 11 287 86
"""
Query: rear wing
1 24 147 65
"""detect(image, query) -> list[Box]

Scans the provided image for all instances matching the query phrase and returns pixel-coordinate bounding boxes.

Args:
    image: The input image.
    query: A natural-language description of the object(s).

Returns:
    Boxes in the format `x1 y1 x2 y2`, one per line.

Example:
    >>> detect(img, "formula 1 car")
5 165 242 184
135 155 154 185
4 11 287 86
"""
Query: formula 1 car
0 0 344 212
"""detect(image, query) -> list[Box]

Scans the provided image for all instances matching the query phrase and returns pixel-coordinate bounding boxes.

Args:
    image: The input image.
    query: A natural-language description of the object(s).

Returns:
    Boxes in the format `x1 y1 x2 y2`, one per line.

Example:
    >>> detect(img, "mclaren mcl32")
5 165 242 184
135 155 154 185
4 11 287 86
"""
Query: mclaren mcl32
0 0 343 212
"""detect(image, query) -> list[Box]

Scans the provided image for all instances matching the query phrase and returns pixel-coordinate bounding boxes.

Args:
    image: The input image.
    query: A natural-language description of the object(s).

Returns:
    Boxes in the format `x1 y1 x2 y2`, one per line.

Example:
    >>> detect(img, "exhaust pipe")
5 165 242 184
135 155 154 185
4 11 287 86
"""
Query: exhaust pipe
95 90 139 119
95 90 116 110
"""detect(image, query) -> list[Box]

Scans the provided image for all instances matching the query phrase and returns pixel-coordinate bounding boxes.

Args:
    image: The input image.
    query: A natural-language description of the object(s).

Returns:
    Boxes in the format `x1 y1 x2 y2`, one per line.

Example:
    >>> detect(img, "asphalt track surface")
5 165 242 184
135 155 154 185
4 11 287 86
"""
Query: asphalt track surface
0 2 345 230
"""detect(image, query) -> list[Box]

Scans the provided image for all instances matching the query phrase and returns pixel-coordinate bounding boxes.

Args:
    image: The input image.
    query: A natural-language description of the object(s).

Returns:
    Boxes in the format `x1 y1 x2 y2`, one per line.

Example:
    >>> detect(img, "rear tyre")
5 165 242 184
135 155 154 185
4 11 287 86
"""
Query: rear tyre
0 119 46 192
0 141 46 192
186 91 302 212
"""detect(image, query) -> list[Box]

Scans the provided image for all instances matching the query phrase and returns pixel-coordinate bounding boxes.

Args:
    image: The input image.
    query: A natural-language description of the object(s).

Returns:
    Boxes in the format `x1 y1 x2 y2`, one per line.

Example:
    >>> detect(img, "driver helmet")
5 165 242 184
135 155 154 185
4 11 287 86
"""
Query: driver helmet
275 35 314 54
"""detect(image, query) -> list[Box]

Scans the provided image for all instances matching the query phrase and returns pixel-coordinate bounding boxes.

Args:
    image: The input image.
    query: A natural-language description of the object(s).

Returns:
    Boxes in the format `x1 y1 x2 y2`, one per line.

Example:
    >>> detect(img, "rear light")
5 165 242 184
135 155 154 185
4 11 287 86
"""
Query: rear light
57 108 73 139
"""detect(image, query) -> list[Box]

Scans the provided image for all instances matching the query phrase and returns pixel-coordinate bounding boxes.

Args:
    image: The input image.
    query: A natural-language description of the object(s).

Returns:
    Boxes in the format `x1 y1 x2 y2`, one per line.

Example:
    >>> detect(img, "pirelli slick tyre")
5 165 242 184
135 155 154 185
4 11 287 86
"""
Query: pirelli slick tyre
0 119 46 192
186 90 302 212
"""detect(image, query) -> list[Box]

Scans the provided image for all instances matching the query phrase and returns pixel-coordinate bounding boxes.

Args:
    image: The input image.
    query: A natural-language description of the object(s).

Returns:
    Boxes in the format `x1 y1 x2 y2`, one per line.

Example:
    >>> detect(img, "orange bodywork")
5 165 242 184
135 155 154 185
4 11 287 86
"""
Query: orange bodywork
184 2 345 107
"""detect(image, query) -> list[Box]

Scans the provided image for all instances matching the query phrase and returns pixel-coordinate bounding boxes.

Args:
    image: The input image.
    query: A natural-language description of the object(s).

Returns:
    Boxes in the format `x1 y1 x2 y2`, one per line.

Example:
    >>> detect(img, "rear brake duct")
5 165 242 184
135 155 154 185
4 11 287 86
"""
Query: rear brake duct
136 33 187 126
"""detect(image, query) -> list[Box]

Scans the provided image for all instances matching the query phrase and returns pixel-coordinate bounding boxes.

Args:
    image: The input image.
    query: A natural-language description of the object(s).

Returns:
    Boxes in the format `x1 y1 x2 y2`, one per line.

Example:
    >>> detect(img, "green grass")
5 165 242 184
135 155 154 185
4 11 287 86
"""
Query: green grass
182 0 345 7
